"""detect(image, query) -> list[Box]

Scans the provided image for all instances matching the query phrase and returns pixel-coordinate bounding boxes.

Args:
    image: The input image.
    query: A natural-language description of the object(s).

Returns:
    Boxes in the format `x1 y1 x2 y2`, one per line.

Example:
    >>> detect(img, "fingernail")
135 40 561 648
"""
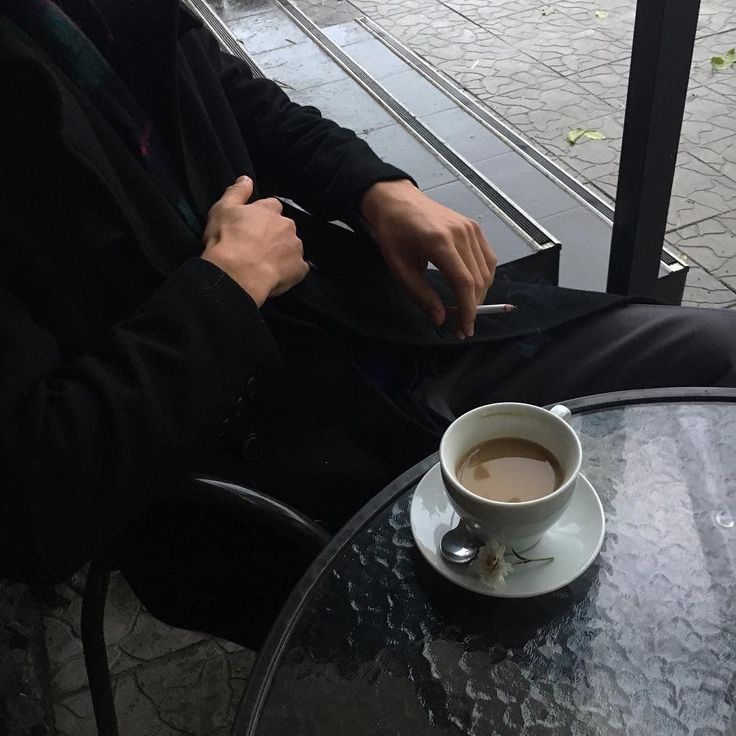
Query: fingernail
467 323 475 338
236 175 250 183
455 329 466 340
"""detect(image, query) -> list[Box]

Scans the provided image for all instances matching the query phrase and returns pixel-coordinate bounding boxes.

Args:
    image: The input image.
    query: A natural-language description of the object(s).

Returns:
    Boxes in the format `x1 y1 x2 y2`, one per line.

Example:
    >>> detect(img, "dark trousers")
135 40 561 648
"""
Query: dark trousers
120 302 736 648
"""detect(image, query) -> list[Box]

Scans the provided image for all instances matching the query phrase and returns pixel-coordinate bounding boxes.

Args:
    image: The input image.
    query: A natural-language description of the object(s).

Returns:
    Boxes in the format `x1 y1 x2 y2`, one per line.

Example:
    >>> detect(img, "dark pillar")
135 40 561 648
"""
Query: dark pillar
607 0 701 296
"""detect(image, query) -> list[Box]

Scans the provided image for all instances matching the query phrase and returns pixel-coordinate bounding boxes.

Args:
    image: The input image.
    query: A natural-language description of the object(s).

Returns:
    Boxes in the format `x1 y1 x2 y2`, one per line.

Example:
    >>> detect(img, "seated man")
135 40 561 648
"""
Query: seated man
1 0 734 646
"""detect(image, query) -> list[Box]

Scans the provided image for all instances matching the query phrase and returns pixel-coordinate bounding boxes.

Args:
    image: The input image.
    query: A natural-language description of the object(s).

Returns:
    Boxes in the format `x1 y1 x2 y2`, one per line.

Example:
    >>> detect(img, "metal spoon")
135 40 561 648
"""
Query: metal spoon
440 520 483 564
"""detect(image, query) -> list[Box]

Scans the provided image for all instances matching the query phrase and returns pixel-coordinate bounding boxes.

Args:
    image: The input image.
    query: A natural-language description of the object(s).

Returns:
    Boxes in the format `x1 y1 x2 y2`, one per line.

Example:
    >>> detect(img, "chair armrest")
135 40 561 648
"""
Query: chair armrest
188 475 332 554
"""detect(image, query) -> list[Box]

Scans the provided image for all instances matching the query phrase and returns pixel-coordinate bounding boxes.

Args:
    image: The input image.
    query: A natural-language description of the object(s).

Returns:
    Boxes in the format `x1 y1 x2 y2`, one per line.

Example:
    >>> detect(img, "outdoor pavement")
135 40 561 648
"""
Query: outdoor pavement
2 1 735 735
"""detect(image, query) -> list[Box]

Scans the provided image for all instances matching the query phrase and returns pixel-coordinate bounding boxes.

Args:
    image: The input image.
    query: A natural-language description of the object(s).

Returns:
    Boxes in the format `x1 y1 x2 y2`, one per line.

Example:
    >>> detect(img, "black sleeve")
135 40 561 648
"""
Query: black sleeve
0 258 280 585
196 28 414 223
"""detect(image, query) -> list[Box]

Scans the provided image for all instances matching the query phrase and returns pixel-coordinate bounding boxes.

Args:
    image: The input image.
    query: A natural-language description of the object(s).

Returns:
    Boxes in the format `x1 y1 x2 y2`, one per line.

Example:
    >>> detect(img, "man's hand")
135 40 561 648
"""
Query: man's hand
361 180 497 338
201 176 309 306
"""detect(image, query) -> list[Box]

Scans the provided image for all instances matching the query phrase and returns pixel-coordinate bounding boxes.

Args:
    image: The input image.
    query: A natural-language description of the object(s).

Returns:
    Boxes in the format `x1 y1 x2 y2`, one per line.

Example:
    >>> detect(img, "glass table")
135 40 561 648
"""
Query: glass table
236 388 736 736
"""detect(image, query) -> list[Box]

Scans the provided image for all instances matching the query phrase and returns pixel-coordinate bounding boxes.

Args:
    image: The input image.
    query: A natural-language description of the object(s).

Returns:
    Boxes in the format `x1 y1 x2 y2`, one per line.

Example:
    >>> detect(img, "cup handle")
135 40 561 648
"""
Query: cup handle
549 404 572 423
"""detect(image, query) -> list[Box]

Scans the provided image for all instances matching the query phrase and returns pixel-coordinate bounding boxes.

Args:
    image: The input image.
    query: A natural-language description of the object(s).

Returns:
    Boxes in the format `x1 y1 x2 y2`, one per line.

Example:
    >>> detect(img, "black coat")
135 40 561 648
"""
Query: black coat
0 2 622 584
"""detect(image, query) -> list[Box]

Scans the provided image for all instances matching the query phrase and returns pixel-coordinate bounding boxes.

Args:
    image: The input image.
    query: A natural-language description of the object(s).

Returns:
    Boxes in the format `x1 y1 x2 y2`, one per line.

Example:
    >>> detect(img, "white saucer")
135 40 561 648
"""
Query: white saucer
410 464 605 597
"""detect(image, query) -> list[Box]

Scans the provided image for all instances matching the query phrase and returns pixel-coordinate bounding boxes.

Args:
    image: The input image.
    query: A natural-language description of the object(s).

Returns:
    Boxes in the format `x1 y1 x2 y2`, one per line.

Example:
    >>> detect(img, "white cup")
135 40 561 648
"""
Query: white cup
439 402 582 551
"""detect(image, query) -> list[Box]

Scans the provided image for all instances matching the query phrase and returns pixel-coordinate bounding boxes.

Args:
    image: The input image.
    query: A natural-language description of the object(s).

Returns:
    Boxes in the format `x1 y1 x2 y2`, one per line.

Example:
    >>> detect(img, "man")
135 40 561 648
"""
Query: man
1 0 734 645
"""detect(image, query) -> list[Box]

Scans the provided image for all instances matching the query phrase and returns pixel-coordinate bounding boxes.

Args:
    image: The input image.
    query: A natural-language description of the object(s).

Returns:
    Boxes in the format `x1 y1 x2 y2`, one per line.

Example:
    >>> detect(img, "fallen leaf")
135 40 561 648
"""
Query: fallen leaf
711 48 736 70
567 128 586 145
595 10 609 18
567 128 606 144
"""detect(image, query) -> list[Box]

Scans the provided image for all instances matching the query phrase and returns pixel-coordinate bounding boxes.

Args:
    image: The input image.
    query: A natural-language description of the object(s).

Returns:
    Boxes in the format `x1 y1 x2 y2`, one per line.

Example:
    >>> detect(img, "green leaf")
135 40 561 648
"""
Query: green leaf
567 128 586 144
594 10 609 18
568 128 606 144
711 49 736 70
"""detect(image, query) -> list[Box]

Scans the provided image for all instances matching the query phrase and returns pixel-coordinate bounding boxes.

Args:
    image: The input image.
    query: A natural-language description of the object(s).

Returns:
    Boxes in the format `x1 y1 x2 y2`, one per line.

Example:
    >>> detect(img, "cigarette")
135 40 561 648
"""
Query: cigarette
476 303 516 314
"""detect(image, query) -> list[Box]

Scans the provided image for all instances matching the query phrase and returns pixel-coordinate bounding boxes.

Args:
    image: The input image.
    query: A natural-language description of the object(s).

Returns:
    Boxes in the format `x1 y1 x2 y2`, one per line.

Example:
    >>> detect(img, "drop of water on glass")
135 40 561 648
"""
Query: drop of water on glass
714 510 734 528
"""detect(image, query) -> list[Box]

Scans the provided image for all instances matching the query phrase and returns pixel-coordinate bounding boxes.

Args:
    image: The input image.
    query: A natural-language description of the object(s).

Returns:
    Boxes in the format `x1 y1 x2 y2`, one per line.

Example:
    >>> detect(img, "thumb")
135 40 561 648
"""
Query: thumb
394 264 445 326
221 175 254 206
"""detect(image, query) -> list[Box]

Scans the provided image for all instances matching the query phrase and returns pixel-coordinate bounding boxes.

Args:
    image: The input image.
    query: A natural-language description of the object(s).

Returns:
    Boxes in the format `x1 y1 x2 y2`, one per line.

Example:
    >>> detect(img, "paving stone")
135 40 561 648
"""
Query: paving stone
668 151 736 232
689 135 736 186
361 124 456 189
228 11 306 55
0 581 52 736
482 75 619 200
434 38 564 100
573 58 630 112
322 20 373 47
55 672 180 736
681 83 736 148
289 77 396 135
378 70 456 117
480 10 630 77
666 216 736 292
475 152 579 220
290 0 361 27
54 641 255 736
136 642 233 734
419 107 512 163
345 37 411 77
554 0 636 40
253 40 347 91
694 1 736 40
209 0 275 23
348 0 430 21
680 265 736 309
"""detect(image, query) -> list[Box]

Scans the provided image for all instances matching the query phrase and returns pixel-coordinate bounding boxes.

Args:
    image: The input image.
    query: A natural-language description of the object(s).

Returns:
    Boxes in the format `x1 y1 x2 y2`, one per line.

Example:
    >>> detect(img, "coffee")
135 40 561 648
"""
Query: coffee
457 437 563 502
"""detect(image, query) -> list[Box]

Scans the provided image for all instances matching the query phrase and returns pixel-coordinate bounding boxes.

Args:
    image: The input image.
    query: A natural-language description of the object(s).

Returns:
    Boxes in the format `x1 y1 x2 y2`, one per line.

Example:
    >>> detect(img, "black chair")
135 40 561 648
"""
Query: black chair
80 474 331 736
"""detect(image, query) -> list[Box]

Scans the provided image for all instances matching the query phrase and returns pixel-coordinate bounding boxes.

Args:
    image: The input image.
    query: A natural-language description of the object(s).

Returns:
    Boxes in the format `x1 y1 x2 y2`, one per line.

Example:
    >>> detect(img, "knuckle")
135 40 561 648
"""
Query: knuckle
458 271 475 290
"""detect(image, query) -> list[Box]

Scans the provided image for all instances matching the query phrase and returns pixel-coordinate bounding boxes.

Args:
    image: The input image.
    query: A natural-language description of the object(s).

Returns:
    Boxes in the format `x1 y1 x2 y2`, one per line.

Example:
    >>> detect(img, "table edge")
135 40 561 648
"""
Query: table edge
234 386 736 735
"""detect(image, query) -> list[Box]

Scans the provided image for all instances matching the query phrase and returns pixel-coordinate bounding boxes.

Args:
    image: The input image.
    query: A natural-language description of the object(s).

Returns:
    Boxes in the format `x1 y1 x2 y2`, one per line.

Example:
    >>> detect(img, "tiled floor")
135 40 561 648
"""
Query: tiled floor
4 3 736 736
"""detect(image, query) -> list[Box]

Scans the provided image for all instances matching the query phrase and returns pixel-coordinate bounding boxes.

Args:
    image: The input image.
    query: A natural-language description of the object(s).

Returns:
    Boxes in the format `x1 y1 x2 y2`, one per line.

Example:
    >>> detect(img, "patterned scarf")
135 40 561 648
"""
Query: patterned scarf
3 0 202 234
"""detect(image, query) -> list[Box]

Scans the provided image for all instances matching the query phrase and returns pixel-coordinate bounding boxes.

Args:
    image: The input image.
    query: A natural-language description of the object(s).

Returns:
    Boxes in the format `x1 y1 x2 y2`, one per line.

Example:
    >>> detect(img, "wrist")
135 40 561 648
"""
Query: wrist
360 179 416 229
200 251 270 307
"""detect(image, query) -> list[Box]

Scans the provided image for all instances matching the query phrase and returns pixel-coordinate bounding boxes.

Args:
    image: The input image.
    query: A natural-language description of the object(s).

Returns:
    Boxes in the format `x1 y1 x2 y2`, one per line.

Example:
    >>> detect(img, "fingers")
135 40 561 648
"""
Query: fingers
217 175 254 207
392 261 446 326
431 245 478 338
433 220 496 338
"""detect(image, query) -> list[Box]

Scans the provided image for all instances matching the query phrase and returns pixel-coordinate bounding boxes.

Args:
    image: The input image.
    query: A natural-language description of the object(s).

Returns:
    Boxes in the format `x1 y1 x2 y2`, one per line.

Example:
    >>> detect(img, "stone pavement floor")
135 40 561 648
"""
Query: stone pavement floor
2 2 736 735
207 0 736 301
286 0 736 307
1 573 255 736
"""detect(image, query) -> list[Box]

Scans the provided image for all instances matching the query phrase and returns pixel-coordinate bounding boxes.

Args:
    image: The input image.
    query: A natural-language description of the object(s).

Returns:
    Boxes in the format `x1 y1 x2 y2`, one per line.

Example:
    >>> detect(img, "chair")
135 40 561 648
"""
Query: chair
80 474 331 736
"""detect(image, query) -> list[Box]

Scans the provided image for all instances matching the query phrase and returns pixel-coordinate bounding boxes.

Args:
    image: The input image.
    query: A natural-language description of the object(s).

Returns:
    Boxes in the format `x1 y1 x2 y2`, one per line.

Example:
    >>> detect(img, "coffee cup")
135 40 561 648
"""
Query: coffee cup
439 402 582 552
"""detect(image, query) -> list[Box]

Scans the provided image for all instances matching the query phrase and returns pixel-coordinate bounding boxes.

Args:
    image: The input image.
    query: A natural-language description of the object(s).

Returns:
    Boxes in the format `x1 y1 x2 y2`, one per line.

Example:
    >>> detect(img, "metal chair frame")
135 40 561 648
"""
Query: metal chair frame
80 475 331 736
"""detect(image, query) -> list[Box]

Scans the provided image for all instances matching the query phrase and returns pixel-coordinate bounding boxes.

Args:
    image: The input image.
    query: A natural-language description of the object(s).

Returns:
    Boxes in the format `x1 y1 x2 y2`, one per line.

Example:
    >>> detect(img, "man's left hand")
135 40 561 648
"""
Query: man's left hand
360 179 496 338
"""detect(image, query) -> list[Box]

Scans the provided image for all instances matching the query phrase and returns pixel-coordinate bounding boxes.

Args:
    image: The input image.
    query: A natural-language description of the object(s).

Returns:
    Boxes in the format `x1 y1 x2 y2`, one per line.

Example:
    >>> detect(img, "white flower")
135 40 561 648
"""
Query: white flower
478 541 513 586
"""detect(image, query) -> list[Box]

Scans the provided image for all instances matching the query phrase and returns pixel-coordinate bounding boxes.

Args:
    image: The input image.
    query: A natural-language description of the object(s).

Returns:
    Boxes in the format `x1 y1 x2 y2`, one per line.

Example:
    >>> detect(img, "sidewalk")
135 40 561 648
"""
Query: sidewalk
286 0 736 307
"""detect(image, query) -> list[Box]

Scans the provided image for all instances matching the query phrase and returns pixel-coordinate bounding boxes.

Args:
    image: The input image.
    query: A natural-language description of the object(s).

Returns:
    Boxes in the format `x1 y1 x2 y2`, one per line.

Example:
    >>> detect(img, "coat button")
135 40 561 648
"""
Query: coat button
241 432 263 461
246 377 257 399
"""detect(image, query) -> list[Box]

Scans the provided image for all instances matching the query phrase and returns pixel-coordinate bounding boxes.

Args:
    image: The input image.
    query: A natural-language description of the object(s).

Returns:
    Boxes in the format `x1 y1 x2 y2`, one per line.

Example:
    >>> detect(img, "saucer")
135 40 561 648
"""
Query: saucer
410 464 605 597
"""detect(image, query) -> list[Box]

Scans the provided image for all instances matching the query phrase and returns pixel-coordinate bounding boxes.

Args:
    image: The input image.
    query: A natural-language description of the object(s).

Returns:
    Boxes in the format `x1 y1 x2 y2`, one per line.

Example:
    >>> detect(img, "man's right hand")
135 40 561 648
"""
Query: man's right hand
201 176 309 306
